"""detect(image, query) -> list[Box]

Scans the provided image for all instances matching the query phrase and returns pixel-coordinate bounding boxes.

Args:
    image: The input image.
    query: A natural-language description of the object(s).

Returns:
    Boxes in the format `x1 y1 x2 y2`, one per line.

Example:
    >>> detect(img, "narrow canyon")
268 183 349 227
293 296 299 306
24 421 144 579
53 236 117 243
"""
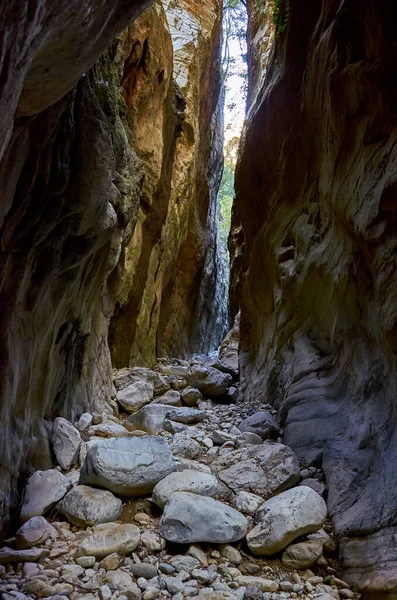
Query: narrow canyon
0 1 396 599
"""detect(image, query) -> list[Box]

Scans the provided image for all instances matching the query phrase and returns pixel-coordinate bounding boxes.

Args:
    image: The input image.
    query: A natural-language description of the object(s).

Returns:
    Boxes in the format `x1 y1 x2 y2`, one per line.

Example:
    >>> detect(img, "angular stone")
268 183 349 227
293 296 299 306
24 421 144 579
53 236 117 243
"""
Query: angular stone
75 523 140 558
152 390 182 406
114 368 170 396
299 479 326 496
153 470 219 508
281 539 324 569
211 442 300 498
237 411 280 441
187 365 233 398
307 528 336 551
87 422 133 438
234 491 264 516
51 417 81 470
79 435 176 496
181 387 203 407
247 486 327 555
105 568 135 590
159 492 247 544
169 555 201 572
141 531 165 551
166 407 207 424
60 485 122 527
20 469 69 523
235 432 263 447
171 434 202 459
16 516 58 549
116 379 154 414
124 404 171 435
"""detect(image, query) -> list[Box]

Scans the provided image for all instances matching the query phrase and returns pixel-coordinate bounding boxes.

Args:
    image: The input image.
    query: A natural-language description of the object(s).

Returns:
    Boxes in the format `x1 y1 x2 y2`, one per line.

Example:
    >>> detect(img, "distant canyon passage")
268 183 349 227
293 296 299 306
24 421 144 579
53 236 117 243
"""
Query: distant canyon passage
0 0 396 597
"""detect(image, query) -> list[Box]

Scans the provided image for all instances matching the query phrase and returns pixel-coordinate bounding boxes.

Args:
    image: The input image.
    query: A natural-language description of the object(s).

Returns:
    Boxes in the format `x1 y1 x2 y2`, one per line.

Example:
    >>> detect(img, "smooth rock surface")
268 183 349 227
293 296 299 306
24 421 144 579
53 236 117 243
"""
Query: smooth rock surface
79 436 176 496
152 470 219 508
20 470 69 523
166 407 207 425
75 523 140 558
60 485 123 527
247 486 327 555
281 539 324 569
124 404 172 435
187 366 233 398
159 492 247 543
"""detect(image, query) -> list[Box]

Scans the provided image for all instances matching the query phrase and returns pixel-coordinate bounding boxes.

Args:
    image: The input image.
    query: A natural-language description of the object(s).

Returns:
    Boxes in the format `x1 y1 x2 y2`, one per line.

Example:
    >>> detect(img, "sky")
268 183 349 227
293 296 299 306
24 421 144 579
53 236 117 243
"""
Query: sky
223 24 248 147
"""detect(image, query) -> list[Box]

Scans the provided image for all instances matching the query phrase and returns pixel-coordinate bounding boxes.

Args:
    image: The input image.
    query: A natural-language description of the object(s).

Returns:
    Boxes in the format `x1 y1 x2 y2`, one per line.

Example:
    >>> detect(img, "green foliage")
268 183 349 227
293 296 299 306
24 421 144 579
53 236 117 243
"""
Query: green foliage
272 0 290 39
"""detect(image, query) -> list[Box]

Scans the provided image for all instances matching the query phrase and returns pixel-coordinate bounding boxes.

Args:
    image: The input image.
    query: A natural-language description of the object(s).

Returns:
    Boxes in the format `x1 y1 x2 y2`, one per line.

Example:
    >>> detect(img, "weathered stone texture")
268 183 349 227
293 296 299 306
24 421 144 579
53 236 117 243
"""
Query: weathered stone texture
231 0 397 592
110 0 227 367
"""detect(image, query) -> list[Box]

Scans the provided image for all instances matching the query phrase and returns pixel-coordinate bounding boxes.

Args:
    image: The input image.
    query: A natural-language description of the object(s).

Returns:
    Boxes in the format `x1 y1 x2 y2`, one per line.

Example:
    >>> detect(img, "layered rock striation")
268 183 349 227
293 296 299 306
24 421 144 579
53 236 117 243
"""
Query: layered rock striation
109 0 227 368
232 0 397 592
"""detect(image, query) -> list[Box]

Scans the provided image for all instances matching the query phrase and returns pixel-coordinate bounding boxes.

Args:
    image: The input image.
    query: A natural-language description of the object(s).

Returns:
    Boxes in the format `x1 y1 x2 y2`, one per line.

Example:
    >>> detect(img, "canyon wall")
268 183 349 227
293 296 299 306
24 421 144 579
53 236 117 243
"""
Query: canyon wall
0 0 225 535
109 0 227 368
232 0 397 593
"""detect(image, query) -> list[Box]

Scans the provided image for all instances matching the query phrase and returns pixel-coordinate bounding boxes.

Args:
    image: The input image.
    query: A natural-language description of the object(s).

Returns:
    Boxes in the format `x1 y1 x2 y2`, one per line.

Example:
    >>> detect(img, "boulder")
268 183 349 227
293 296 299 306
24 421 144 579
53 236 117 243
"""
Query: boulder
166 407 207 424
281 538 324 569
153 471 219 508
236 432 263 446
20 469 69 523
247 486 327 555
159 492 247 544
124 404 171 435
51 417 81 470
211 442 300 498
114 368 170 396
79 436 176 496
187 365 233 398
181 387 203 407
60 485 123 527
15 517 58 549
75 523 140 558
116 379 154 413
152 390 182 406
237 411 280 440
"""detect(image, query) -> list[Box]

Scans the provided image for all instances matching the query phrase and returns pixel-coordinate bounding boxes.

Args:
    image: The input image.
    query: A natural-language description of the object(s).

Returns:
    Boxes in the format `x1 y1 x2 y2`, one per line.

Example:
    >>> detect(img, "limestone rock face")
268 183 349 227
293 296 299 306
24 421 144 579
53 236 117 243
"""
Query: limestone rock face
231 0 397 589
109 0 227 367
0 0 153 535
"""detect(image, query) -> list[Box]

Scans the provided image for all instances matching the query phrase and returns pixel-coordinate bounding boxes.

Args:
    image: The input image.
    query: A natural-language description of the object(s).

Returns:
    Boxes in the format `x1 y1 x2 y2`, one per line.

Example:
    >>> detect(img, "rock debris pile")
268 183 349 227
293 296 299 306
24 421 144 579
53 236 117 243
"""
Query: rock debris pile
0 357 359 600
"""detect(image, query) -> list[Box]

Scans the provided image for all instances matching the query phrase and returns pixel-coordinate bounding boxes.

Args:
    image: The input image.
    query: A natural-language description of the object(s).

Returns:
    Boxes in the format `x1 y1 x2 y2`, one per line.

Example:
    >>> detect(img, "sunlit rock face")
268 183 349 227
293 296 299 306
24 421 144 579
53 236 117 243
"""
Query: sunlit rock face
232 0 397 593
0 0 152 536
109 0 227 367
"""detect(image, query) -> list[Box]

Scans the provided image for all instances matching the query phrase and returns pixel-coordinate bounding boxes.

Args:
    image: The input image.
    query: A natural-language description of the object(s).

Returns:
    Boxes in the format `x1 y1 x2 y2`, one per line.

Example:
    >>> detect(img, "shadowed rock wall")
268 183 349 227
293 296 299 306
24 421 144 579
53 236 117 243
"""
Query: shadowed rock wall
109 0 227 368
232 0 397 593
0 0 153 536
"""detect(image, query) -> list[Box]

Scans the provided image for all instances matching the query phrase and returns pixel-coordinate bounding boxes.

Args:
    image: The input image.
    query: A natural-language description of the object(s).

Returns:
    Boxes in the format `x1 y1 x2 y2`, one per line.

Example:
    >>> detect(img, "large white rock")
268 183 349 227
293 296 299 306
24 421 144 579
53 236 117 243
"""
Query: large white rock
124 404 172 435
166 407 206 424
234 491 264 516
153 470 219 508
51 417 81 470
60 485 123 527
116 379 154 413
211 442 300 499
246 486 327 555
79 436 176 496
15 517 58 550
75 523 140 558
20 469 69 523
159 492 247 544
152 390 182 406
